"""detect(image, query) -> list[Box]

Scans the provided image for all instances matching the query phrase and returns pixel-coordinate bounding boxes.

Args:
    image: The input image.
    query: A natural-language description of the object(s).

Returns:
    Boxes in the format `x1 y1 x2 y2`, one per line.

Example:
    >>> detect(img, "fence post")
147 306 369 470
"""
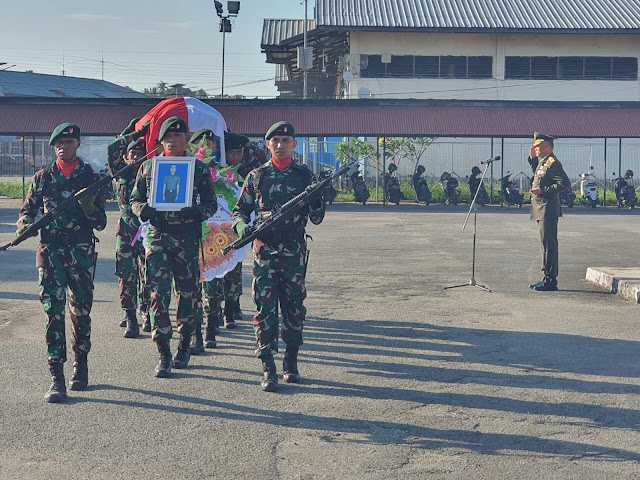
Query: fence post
603 138 607 206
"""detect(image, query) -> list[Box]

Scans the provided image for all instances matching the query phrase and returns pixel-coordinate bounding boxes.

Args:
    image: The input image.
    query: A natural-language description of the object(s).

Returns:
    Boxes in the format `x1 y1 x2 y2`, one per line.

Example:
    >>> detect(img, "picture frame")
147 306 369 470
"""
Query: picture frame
148 157 195 211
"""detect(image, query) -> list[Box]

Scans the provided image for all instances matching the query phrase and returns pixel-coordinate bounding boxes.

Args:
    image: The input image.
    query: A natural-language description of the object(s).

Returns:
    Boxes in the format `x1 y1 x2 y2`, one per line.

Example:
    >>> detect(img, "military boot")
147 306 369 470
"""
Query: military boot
207 311 221 335
172 333 192 369
119 312 127 328
45 360 67 403
154 341 172 378
204 318 218 349
224 302 237 329
140 304 152 332
260 354 278 392
69 352 89 391
190 325 205 355
282 348 300 383
123 309 139 338
232 299 243 320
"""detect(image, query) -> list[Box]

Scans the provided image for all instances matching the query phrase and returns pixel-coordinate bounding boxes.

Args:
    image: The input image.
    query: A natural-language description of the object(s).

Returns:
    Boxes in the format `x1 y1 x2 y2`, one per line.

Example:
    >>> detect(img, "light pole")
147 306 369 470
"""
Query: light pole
214 1 240 98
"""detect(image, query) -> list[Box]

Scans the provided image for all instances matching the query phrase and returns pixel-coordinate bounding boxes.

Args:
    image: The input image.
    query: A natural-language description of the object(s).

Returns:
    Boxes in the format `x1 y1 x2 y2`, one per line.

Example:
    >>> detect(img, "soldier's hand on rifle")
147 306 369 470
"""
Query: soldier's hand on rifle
180 206 201 220
76 188 97 216
16 223 37 239
306 182 324 209
234 222 253 240
305 182 319 193
140 205 157 222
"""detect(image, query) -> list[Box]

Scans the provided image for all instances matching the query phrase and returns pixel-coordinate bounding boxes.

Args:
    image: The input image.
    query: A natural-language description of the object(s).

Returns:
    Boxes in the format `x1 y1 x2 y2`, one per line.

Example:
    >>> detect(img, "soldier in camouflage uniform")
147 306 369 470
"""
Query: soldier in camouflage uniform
130 117 217 378
17 123 107 403
232 121 325 392
237 140 266 179
191 131 249 355
107 119 151 337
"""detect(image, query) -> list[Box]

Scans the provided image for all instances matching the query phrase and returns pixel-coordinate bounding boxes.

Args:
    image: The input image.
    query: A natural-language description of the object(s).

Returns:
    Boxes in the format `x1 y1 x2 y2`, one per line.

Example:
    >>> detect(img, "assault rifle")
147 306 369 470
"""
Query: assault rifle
222 160 358 255
0 151 153 253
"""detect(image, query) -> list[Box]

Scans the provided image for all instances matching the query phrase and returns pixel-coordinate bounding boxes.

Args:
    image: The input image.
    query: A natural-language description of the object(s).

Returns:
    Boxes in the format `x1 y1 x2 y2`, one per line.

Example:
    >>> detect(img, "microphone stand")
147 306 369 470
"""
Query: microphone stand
444 159 496 292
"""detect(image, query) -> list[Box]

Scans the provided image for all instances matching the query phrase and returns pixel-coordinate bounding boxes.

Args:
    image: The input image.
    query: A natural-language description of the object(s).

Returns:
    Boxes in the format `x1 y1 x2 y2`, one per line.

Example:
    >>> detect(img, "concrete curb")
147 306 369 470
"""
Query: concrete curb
586 267 640 303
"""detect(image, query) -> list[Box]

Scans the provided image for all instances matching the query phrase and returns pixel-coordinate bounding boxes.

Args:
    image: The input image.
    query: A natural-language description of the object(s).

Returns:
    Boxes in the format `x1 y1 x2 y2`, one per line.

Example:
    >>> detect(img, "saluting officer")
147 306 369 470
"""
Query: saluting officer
232 121 325 392
130 116 217 378
17 123 106 403
107 119 151 337
528 132 571 291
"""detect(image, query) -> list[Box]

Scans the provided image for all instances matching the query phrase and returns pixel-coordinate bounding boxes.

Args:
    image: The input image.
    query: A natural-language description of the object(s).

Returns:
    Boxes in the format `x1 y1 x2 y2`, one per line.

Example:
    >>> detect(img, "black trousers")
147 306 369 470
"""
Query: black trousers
537 217 558 280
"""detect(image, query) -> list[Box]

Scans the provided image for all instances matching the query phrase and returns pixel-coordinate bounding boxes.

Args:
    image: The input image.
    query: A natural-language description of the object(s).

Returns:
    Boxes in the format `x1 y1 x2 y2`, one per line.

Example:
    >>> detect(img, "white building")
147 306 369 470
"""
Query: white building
263 0 640 102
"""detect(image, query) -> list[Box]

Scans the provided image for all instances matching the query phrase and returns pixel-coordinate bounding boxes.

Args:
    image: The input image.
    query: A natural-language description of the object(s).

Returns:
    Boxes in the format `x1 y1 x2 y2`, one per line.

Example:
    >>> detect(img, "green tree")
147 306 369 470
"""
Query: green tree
143 82 210 99
402 137 437 175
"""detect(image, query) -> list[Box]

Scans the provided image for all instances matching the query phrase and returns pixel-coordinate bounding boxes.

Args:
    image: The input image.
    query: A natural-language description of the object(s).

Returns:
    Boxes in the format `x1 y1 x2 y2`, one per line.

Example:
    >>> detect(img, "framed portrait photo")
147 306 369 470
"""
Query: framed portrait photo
148 157 195 211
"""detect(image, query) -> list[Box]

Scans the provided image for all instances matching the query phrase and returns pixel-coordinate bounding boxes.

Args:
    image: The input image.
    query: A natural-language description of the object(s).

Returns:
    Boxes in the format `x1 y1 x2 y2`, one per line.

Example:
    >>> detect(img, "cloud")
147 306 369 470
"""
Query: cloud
67 13 120 22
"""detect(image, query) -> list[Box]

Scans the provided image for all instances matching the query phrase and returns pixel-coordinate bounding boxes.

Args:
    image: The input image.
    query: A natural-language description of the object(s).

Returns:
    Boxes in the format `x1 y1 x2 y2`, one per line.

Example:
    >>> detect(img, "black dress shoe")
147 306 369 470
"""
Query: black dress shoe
533 281 558 291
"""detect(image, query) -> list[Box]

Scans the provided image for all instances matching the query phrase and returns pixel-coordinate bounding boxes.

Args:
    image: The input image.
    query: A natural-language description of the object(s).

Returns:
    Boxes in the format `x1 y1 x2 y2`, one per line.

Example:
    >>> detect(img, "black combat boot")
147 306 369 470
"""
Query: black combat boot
154 341 172 378
123 309 139 338
224 302 237 329
190 324 205 355
232 299 243 320
204 318 218 349
45 360 67 403
282 348 300 383
119 312 127 328
260 354 278 392
207 311 221 334
172 333 192 369
69 352 89 391
140 304 151 332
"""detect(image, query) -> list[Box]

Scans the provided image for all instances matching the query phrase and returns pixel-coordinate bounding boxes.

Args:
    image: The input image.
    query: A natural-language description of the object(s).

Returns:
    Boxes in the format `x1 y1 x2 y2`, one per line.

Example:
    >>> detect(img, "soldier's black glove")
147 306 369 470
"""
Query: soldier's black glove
180 206 202 220
140 205 157 222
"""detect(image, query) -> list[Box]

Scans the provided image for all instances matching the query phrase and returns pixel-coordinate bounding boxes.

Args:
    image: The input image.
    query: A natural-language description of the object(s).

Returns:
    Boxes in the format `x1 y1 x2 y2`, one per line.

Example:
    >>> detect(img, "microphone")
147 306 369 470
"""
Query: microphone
479 156 501 165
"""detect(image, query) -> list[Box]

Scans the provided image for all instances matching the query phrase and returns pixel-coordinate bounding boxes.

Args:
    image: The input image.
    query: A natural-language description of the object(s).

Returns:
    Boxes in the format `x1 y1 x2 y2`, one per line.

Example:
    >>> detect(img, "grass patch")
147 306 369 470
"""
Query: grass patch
0 182 26 198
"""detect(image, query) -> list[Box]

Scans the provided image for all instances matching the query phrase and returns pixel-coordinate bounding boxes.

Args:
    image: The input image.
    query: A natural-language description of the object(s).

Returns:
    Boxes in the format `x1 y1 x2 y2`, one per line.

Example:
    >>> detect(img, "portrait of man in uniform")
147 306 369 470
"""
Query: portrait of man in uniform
149 157 195 211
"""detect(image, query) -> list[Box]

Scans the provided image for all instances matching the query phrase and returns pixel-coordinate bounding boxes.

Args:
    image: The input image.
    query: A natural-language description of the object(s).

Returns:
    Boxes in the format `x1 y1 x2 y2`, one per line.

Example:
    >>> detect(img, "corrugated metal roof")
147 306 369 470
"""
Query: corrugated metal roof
316 0 640 31
0 71 146 98
1 99 640 138
262 19 317 46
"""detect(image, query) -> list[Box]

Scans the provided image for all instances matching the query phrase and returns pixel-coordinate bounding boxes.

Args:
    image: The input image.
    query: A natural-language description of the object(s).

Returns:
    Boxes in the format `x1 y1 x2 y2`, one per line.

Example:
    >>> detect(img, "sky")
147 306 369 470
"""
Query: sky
0 0 309 98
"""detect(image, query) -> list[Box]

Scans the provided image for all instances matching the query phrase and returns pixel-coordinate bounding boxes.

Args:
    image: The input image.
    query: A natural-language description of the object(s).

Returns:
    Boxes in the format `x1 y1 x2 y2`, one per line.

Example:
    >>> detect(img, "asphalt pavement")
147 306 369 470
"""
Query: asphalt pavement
1 198 640 479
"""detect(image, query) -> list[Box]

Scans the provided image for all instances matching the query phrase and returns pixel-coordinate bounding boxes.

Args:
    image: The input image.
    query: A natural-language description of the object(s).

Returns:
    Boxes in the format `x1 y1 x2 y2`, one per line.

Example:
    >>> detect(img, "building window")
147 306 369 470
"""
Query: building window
506 56 638 80
613 57 638 80
388 55 414 78
360 54 493 79
415 56 439 78
468 56 493 79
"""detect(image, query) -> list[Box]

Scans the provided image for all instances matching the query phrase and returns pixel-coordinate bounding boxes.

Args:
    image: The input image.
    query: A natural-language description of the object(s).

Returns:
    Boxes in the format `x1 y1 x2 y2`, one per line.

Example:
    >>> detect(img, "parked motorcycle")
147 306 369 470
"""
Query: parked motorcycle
578 167 599 208
559 187 576 208
613 170 638 209
318 169 337 205
351 170 369 205
467 166 488 206
439 171 459 206
500 171 523 207
384 163 402 205
412 165 431 206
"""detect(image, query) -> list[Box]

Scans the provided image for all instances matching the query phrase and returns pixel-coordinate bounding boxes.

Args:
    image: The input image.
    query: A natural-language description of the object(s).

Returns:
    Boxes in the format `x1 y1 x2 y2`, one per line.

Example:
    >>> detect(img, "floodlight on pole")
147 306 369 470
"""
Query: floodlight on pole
212 1 240 98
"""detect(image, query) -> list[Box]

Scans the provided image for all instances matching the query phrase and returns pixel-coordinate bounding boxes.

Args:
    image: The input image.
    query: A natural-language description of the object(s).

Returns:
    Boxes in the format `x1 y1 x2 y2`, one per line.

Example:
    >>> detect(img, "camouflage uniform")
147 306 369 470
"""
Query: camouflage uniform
237 142 266 179
130 156 217 344
18 158 107 361
232 161 324 358
107 135 149 317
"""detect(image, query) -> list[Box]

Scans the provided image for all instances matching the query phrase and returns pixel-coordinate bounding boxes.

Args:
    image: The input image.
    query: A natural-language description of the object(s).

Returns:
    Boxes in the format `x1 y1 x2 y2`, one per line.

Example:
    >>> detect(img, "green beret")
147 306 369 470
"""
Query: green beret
224 131 248 151
158 116 188 141
265 121 295 140
49 122 81 145
533 132 556 145
190 128 215 144
127 138 146 152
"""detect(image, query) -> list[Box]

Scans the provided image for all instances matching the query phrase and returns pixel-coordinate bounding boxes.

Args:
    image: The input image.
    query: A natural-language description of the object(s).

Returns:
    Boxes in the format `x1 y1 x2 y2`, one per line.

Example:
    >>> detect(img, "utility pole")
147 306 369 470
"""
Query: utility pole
214 1 240 98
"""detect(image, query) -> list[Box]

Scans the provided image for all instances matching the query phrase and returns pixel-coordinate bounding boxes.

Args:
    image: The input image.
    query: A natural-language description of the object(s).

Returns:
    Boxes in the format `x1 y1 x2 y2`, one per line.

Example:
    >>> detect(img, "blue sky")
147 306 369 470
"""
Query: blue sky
0 0 307 98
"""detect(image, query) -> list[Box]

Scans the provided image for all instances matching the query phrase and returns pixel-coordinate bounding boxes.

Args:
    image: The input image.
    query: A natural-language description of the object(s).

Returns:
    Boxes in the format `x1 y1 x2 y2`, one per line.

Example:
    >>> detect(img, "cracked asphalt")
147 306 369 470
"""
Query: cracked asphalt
1 198 640 479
